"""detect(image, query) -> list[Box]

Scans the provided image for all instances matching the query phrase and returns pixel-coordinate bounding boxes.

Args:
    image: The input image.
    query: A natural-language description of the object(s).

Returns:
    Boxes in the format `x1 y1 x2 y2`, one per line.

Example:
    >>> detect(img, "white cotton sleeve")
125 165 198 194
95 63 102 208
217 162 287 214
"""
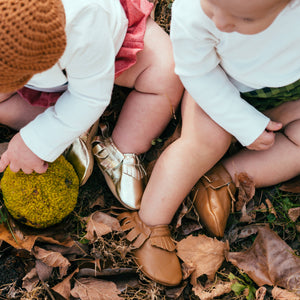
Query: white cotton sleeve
170 0 270 146
20 5 117 161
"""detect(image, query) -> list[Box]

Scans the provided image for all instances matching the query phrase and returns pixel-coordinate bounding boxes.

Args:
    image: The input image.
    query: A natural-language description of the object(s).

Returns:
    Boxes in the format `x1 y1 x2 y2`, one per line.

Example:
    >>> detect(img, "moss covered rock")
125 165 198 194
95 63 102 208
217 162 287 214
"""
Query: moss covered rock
1 155 79 228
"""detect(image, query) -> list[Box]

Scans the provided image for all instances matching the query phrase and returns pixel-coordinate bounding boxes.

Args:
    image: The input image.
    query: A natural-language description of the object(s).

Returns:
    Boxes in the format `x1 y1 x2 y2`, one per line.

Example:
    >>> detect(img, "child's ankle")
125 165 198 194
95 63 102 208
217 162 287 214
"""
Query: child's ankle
138 211 169 227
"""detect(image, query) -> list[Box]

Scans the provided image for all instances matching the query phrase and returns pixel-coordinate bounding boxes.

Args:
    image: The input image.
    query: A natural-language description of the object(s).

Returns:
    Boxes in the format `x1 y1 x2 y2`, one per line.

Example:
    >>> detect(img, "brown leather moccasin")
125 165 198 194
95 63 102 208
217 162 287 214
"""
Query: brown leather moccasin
190 163 236 238
118 211 182 286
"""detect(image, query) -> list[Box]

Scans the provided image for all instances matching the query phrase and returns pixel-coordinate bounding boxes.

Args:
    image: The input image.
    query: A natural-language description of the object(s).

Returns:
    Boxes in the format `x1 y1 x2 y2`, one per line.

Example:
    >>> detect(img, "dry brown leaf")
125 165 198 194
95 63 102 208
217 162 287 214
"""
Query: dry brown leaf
22 268 39 292
43 241 88 257
227 226 300 295
272 286 300 300
33 246 71 278
192 280 232 300
70 277 122 300
181 262 196 281
288 207 300 222
89 194 105 209
239 204 256 223
176 235 227 284
235 172 255 211
145 122 181 176
256 286 267 300
165 283 187 299
0 218 76 253
36 259 53 281
52 268 79 300
0 223 37 251
84 211 121 242
36 236 75 248
175 203 188 229
280 176 300 193
265 199 277 217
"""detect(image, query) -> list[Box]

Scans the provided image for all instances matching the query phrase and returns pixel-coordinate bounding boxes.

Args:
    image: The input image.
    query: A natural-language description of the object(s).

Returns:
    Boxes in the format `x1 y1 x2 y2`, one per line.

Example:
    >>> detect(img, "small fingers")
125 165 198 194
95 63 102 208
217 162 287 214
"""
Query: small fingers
7 162 21 173
21 167 34 174
34 161 48 174
0 152 10 172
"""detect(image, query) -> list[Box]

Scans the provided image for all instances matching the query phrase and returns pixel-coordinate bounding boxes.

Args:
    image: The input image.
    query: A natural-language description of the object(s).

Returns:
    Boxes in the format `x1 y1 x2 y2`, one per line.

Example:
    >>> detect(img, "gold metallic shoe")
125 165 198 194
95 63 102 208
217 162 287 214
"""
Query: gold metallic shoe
118 211 182 286
64 120 99 186
92 137 146 210
190 163 236 238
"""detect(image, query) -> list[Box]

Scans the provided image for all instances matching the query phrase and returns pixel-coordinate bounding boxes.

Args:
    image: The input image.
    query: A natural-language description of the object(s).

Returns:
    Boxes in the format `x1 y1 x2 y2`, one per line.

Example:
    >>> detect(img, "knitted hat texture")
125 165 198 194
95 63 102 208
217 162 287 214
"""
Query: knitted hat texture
0 0 66 92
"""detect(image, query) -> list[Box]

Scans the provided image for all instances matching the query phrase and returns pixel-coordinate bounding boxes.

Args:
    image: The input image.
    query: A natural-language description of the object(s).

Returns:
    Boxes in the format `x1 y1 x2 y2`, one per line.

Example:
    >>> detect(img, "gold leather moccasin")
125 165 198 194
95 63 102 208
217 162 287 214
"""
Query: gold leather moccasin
64 120 99 186
118 211 182 286
92 137 146 210
190 163 236 238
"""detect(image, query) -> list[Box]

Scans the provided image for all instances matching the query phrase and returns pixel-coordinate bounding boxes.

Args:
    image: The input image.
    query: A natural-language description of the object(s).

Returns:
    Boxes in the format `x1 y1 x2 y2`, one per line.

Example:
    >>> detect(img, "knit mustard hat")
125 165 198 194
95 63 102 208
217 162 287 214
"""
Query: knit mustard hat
0 0 66 92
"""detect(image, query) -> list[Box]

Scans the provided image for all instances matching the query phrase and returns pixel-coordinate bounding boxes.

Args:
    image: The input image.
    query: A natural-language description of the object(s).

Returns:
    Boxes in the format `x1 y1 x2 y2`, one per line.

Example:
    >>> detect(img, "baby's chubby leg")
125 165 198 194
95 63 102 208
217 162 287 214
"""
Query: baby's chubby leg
0 92 45 130
223 99 300 187
116 92 231 285
114 17 183 154
139 92 232 226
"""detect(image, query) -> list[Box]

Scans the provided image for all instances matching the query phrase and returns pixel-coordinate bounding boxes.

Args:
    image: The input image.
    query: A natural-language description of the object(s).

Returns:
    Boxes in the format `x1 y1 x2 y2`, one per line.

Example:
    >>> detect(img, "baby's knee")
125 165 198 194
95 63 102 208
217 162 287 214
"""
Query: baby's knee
284 119 300 146
181 128 231 154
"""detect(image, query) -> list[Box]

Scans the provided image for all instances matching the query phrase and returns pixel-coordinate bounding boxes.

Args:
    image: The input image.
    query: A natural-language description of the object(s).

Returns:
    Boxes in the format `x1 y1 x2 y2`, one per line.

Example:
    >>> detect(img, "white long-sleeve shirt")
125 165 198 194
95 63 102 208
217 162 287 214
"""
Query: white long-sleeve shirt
170 0 300 146
20 0 128 161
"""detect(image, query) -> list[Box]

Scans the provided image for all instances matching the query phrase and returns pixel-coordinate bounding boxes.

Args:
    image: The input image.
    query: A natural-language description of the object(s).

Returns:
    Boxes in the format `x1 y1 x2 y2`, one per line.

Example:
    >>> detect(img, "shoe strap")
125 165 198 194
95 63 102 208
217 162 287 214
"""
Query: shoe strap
123 154 146 180
118 212 176 252
93 137 124 179
202 163 235 190
93 137 146 180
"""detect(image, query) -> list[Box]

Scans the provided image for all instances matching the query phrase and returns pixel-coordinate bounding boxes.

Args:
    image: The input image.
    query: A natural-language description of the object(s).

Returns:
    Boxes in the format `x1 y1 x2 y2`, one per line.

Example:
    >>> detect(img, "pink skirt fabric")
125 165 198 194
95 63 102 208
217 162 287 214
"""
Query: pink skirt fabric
18 0 153 108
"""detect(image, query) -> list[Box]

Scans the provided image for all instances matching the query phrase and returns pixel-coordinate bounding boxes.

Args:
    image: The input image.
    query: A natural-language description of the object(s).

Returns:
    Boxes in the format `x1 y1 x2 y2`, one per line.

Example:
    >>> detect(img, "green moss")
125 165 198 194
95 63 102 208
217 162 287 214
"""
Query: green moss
1 155 79 228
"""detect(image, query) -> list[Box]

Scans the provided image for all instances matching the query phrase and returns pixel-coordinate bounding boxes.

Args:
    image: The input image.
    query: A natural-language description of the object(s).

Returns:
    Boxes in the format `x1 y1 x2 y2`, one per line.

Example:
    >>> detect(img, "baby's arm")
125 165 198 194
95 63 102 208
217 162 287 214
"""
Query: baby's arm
171 0 271 148
7 5 117 173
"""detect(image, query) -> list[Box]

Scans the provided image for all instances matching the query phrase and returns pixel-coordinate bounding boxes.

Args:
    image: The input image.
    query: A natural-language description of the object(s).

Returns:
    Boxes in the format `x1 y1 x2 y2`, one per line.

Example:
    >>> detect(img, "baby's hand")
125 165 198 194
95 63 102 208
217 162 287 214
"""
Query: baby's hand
0 133 48 174
247 120 282 151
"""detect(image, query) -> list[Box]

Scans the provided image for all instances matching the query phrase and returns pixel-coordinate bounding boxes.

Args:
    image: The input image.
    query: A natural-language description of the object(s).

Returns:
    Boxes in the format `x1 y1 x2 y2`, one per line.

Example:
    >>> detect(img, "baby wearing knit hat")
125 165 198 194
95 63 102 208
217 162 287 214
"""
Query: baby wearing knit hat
0 0 66 92
0 0 185 287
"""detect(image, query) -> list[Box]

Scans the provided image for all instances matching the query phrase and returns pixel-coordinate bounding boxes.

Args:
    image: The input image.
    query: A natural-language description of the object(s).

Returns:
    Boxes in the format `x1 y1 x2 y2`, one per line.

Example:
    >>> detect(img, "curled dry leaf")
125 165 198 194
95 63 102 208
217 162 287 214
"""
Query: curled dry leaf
256 286 267 300
35 259 53 282
192 280 232 300
33 246 71 278
181 262 196 281
265 199 277 217
43 241 88 257
272 286 300 300
70 277 122 300
239 204 256 223
22 268 39 292
235 172 255 211
84 211 121 242
227 226 300 295
279 176 300 193
175 203 188 229
0 219 76 252
0 223 37 251
52 268 79 300
165 282 187 300
89 194 105 209
176 235 228 284
288 207 300 222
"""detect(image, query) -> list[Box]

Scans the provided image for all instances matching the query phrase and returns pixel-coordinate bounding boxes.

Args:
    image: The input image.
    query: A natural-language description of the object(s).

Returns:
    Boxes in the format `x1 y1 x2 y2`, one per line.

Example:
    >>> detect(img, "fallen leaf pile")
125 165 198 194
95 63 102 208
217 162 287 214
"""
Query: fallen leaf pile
0 9 299 297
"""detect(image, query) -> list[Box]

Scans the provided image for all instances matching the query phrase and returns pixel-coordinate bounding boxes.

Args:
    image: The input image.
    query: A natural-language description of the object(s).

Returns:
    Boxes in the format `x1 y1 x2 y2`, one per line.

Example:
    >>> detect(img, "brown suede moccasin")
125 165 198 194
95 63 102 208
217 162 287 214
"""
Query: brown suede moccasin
118 211 182 286
190 163 236 238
